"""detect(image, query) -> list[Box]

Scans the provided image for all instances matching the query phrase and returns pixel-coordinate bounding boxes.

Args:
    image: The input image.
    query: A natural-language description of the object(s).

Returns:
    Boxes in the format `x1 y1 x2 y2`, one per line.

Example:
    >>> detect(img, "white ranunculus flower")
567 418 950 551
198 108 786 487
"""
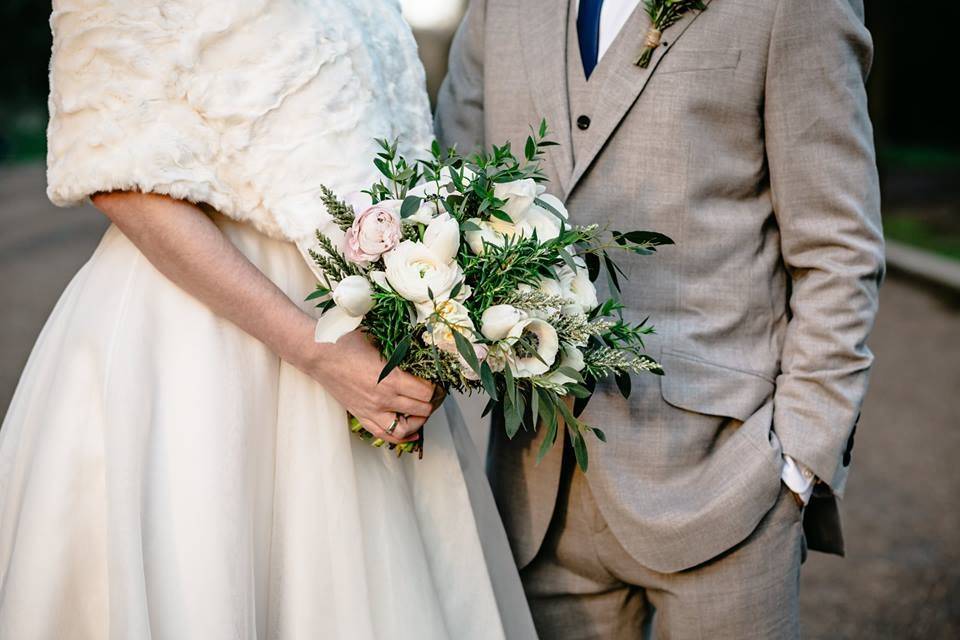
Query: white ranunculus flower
454 283 473 302
384 240 462 313
546 346 587 385
423 299 487 379
516 193 568 243
465 191 565 254
423 212 460 263
369 270 390 290
314 275 375 344
480 304 528 341
538 267 576 308
464 218 507 255
568 261 599 313
494 178 541 220
332 275 375 317
539 258 597 315
423 299 475 354
507 318 560 378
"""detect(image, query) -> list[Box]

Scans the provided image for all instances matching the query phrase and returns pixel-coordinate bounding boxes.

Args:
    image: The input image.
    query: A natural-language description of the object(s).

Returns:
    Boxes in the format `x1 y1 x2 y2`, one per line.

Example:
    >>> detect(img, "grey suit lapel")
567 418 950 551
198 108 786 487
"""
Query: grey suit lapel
520 0 575 193
567 0 712 194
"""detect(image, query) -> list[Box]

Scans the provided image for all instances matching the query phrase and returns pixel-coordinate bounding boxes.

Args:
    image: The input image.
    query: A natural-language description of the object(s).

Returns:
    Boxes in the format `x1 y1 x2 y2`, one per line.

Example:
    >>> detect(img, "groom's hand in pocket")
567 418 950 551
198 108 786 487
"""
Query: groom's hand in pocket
307 330 438 444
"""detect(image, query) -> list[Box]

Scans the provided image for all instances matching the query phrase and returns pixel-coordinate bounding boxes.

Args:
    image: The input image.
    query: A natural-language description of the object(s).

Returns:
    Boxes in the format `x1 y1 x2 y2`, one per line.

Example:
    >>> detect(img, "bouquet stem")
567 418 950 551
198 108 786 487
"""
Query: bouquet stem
348 415 423 458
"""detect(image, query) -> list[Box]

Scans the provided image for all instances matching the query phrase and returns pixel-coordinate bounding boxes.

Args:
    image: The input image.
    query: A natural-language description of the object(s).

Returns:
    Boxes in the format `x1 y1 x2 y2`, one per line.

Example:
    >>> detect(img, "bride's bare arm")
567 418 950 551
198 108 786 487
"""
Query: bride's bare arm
92 191 435 443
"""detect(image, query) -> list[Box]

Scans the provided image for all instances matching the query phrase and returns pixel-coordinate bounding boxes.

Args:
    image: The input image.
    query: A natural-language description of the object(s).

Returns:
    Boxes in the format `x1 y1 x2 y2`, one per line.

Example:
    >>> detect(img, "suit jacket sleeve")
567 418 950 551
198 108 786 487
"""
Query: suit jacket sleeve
435 0 487 151
764 0 884 495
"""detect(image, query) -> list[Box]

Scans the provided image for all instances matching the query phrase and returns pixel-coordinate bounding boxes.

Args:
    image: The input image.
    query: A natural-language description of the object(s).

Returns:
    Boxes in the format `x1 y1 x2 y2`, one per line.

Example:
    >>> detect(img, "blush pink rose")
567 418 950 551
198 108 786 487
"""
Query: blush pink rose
344 200 402 265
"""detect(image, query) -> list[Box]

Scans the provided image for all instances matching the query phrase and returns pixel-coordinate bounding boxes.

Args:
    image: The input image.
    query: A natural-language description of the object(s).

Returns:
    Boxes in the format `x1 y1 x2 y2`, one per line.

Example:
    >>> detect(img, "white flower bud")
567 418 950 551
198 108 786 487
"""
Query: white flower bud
332 275 374 317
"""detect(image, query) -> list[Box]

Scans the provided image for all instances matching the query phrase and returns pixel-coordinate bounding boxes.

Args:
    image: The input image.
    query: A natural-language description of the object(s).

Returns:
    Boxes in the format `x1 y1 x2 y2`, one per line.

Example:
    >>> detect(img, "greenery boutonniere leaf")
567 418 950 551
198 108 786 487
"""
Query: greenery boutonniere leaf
636 0 708 68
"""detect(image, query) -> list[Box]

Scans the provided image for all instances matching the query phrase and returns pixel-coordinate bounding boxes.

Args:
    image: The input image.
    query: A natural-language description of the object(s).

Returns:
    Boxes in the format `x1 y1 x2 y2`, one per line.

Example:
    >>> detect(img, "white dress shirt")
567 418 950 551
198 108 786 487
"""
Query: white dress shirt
574 0 817 503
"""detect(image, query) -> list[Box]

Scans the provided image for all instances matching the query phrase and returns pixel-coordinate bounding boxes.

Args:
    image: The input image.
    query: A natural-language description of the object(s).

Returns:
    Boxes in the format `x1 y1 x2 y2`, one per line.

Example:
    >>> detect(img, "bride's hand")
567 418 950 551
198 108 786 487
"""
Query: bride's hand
306 330 438 445
90 193 437 446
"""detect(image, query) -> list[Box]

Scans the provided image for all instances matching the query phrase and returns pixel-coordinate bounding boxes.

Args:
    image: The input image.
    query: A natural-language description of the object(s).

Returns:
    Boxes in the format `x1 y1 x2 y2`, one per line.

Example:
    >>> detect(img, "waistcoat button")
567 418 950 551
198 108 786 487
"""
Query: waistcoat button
576 115 591 130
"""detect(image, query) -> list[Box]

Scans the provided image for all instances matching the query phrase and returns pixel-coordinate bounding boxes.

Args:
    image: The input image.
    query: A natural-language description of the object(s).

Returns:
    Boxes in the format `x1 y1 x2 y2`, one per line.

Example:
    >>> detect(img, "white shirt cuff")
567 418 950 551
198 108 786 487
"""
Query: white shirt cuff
781 455 815 504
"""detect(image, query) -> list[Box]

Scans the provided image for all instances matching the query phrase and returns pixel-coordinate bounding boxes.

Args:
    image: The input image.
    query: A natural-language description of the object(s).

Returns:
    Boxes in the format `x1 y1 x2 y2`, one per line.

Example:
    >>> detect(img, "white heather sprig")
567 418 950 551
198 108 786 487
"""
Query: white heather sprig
498 289 568 311
551 313 613 346
585 347 664 377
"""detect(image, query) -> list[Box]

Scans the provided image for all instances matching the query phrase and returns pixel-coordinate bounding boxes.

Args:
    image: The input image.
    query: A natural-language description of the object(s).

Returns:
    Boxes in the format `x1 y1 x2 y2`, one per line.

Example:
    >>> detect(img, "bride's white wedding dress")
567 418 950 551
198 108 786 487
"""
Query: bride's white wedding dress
0 2 536 638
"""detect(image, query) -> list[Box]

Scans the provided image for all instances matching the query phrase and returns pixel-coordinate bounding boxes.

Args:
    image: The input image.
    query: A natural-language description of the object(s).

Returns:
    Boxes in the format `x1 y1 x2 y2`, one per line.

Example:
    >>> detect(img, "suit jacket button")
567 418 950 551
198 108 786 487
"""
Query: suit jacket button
577 115 591 130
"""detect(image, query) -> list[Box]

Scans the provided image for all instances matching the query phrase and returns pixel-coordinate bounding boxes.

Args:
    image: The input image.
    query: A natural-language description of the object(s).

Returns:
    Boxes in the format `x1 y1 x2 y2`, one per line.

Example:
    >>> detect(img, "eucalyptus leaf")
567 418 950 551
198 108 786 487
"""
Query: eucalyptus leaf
573 376 597 417
505 395 523 439
622 230 675 247
558 248 577 272
400 195 423 219
534 197 566 222
481 397 496 418
566 383 593 399
305 287 329 301
604 253 622 294
555 366 584 383
480 361 498 401
536 413 558 464
572 431 589 472
504 361 517 408
453 330 480 374
536 390 559 463
615 370 632 399
373 158 391 179
378 334 411 383
529 387 539 431
585 252 601 282
525 136 536 161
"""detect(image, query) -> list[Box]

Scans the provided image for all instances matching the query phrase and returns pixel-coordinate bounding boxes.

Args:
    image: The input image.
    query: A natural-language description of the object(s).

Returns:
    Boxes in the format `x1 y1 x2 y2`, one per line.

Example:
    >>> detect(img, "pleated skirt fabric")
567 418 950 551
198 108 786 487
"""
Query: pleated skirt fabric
0 214 536 640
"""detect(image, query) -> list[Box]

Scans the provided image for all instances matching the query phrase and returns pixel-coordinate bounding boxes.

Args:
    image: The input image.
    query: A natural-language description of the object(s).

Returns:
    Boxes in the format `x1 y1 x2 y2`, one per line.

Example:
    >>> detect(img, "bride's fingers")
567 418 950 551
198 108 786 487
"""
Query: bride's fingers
359 416 407 446
386 370 436 403
366 414 420 444
388 414 422 441
388 396 434 419
406 415 427 430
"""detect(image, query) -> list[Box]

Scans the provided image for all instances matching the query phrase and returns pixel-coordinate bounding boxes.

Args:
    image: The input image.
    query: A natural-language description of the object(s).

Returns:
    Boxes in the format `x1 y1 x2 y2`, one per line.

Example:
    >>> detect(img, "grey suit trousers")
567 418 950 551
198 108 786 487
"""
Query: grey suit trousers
522 445 804 640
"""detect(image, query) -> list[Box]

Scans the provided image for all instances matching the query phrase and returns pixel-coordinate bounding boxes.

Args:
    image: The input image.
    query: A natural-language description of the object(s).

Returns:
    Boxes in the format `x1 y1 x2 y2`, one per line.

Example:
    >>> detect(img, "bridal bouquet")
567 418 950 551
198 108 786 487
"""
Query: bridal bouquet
308 122 670 471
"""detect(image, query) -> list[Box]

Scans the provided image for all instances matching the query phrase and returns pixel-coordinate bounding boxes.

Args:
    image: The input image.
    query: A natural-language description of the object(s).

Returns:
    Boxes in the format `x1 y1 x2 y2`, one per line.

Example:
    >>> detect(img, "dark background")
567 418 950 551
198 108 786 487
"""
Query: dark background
1 2 958 638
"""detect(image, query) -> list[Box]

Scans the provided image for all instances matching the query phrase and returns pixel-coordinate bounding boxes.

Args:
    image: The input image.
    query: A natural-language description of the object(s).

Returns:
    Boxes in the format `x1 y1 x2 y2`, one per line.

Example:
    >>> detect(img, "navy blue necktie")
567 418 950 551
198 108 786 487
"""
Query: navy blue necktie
577 0 605 79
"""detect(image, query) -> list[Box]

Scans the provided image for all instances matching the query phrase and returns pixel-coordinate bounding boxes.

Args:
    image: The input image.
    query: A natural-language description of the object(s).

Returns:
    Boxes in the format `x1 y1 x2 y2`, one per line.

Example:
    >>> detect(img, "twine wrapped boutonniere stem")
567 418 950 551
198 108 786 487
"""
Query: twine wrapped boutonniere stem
636 0 708 68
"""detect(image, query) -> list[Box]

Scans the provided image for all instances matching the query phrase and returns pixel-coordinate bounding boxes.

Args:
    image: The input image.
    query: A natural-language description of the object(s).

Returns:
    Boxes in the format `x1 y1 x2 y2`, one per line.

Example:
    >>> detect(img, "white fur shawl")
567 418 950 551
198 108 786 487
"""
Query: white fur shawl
46 0 434 244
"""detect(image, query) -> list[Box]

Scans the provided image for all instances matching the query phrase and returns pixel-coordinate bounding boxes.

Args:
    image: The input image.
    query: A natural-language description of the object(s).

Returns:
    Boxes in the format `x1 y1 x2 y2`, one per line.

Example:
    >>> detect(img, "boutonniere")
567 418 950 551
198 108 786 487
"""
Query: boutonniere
635 0 708 68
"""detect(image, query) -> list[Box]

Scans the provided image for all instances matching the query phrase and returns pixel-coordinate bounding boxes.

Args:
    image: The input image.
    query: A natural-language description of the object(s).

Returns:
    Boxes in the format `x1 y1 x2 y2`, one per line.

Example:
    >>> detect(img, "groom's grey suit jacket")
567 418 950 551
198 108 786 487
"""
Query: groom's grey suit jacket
436 0 883 573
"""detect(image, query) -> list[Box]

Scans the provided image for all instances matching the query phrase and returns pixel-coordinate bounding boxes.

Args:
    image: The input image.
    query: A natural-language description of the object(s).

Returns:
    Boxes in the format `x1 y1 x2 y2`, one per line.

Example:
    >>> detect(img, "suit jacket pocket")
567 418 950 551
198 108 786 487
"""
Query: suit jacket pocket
659 350 775 422
656 48 741 74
